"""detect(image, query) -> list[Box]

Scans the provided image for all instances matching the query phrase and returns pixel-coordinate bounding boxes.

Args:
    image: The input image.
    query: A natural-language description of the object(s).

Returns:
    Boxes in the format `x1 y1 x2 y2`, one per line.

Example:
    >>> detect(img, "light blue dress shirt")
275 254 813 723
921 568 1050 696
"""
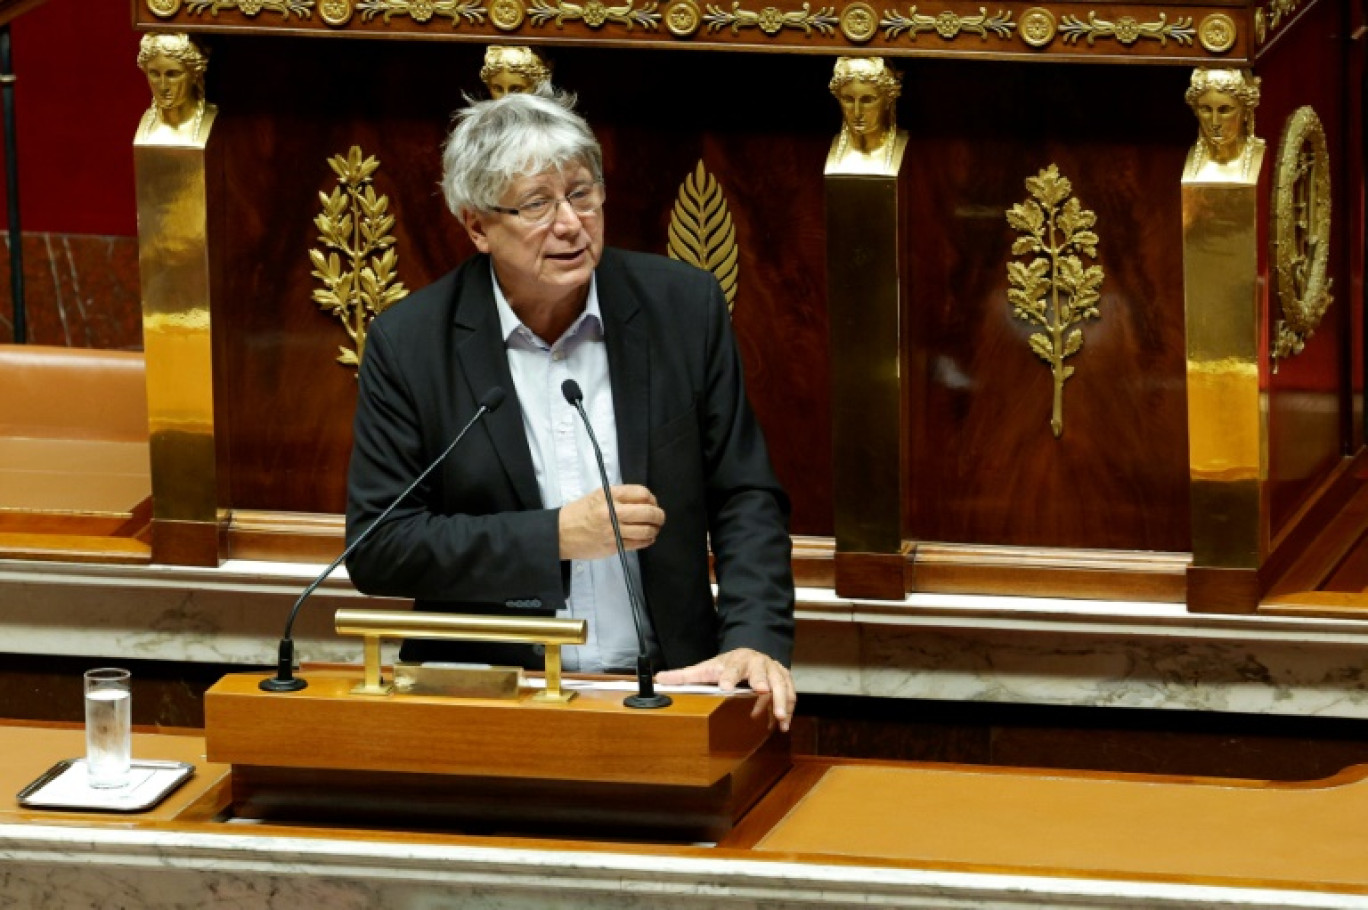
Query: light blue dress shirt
491 268 658 672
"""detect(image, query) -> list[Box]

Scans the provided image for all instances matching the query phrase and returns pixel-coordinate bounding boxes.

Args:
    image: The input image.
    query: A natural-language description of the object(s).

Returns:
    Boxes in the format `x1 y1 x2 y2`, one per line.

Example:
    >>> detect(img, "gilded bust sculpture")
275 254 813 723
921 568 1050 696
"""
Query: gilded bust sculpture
479 46 552 99
826 57 908 176
135 33 216 146
1183 68 1264 183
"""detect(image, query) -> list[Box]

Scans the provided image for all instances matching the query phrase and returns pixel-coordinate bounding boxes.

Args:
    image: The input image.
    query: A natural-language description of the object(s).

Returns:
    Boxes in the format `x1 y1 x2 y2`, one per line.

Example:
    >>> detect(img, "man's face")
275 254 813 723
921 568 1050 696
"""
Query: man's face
463 164 605 308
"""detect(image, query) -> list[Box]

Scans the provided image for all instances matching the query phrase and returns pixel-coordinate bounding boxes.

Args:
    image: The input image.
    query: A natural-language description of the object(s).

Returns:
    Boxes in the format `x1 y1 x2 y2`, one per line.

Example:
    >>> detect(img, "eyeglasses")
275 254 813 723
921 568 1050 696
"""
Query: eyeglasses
488 181 606 228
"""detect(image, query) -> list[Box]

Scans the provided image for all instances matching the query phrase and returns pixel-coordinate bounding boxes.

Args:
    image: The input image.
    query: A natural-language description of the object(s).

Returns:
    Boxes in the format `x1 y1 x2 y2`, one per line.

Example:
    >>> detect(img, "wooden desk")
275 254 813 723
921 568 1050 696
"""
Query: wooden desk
0 724 230 825
5 723 1368 907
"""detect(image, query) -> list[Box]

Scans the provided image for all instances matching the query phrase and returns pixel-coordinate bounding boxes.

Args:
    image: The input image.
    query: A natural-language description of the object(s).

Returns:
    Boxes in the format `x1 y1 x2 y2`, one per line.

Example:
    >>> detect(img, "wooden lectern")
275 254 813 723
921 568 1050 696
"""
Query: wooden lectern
205 670 788 841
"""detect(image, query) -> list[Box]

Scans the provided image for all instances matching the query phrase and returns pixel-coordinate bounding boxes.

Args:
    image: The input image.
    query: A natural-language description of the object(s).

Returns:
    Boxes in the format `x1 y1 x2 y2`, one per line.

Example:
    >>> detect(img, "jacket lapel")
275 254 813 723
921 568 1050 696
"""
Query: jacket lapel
598 253 650 487
452 258 543 510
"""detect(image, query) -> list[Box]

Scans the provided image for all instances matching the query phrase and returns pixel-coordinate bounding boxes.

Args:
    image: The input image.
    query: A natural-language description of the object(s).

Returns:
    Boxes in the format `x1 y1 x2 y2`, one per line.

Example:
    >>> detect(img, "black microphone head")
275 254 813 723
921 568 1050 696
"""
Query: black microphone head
561 378 584 405
480 386 507 412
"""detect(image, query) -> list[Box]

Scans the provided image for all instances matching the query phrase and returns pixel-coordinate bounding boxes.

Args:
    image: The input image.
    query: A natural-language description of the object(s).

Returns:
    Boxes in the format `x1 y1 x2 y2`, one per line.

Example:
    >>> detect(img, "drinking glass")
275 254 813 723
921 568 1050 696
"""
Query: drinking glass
84 667 131 788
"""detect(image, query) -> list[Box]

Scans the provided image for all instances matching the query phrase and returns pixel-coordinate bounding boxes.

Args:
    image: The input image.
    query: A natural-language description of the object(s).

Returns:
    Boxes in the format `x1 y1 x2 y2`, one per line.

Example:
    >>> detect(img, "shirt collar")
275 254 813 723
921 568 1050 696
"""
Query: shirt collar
491 261 602 347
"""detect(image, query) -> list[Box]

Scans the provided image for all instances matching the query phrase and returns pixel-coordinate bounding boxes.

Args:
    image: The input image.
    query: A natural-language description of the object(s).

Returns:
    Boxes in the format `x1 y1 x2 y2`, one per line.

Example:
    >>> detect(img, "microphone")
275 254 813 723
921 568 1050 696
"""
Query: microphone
560 378 671 710
259 386 507 692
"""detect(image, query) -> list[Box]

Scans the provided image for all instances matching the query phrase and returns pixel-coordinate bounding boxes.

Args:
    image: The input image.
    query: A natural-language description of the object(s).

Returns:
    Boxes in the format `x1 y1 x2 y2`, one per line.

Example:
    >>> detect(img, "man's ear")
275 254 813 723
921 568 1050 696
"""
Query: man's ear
462 209 492 253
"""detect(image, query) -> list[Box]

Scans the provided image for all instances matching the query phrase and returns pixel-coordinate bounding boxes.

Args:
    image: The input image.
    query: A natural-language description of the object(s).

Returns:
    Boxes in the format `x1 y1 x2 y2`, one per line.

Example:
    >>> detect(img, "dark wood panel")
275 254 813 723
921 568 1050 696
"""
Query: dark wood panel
1257 0 1354 537
211 40 836 532
904 60 1193 551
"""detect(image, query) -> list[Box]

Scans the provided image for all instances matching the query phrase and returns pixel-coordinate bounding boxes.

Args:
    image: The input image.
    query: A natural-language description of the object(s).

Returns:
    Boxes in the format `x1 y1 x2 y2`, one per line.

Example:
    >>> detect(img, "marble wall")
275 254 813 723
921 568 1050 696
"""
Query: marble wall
0 232 142 348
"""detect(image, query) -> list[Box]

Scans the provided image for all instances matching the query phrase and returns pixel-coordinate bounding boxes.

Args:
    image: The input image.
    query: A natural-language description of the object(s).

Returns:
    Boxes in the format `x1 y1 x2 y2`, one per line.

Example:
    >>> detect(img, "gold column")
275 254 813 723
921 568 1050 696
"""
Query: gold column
134 34 224 566
825 57 909 600
1181 68 1267 607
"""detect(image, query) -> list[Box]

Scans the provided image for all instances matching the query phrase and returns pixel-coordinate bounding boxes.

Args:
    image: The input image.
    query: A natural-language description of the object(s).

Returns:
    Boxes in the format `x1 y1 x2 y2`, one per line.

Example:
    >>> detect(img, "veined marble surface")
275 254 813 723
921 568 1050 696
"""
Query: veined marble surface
5 558 1368 718
3 821 1368 910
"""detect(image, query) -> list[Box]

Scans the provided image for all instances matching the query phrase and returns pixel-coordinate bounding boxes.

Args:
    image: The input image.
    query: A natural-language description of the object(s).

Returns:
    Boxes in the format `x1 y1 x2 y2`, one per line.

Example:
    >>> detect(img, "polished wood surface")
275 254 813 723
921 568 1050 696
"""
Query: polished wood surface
0 724 230 825
7 722 1368 896
904 61 1194 554
206 669 781 787
753 758 1368 890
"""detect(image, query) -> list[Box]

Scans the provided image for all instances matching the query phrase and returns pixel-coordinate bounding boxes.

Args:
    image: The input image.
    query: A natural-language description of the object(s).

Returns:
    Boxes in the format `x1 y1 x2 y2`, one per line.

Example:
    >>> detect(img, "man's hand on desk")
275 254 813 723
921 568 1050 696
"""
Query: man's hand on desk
656 648 795 733
558 484 665 560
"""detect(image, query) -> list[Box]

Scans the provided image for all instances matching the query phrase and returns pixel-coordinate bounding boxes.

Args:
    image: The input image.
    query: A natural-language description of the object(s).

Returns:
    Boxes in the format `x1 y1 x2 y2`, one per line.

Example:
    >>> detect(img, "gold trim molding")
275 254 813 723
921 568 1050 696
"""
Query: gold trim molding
1270 105 1332 367
358 0 488 24
1059 11 1195 47
530 0 660 28
149 0 1251 58
667 161 739 311
1254 0 1304 46
880 6 1014 42
702 2 837 36
1006 164 1103 438
310 146 409 371
183 0 315 16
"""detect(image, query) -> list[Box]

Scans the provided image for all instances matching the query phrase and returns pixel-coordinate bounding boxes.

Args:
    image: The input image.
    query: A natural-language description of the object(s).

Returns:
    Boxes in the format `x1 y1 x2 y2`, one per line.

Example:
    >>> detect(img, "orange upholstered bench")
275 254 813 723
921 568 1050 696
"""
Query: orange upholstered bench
0 344 152 562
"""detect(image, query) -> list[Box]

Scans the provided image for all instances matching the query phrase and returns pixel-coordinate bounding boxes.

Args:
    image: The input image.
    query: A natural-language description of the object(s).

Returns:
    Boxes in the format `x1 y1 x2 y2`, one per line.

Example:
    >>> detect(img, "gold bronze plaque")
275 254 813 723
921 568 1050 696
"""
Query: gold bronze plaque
667 161 739 311
1270 105 1332 367
1006 164 1104 439
310 146 409 370
490 0 527 28
1019 6 1055 47
1198 13 1236 54
666 0 701 35
320 0 354 25
148 0 183 16
838 1 876 42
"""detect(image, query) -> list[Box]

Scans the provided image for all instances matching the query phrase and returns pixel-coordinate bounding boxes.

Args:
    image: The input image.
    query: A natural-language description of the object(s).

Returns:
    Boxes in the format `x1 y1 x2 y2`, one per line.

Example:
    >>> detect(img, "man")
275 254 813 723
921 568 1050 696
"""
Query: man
345 92 795 729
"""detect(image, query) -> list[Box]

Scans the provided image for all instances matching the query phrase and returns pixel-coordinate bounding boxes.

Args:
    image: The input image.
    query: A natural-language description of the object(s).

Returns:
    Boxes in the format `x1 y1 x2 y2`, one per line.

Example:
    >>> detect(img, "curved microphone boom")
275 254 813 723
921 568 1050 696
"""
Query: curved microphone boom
560 379 671 710
259 386 507 692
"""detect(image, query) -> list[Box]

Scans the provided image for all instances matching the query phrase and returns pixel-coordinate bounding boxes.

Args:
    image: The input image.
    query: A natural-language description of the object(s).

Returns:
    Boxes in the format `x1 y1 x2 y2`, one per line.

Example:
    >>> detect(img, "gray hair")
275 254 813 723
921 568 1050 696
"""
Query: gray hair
440 91 603 216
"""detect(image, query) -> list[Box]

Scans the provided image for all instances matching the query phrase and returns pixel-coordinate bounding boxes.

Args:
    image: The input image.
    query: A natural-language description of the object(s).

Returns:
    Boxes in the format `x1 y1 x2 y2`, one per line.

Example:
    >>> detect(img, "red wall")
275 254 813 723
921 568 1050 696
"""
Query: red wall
1 0 144 235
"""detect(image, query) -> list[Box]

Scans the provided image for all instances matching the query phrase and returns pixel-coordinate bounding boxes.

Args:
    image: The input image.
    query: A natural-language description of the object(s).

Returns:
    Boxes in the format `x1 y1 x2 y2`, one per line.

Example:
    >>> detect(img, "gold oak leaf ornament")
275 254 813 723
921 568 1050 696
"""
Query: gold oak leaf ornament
667 160 739 311
1005 164 1104 438
310 146 409 371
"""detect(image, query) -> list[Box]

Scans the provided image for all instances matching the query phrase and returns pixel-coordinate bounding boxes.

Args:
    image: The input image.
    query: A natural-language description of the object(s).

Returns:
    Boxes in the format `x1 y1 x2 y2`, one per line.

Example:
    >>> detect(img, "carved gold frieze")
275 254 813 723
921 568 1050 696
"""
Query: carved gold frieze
1059 11 1195 47
703 2 837 36
183 0 315 16
667 161 738 311
148 0 183 16
1006 164 1103 438
530 0 660 28
310 146 409 371
1255 0 1303 46
358 0 488 24
1270 106 1332 367
880 6 1013 42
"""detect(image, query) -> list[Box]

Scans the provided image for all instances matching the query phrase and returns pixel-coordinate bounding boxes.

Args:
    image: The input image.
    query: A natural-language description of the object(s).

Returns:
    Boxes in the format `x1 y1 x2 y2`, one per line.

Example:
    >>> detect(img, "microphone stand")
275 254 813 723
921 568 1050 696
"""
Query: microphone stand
562 380 671 709
259 387 506 692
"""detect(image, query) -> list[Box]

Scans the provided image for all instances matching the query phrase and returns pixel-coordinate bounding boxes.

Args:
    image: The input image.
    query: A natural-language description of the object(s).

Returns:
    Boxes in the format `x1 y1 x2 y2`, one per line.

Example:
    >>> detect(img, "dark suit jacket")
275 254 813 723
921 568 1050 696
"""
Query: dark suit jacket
345 248 794 670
